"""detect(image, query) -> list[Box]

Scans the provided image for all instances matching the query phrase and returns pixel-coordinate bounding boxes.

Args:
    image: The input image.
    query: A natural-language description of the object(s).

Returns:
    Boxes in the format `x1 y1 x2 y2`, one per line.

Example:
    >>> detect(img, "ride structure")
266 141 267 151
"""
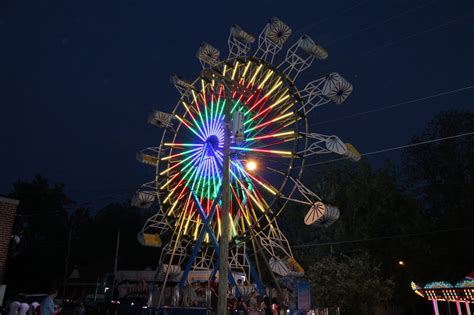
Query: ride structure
133 17 360 305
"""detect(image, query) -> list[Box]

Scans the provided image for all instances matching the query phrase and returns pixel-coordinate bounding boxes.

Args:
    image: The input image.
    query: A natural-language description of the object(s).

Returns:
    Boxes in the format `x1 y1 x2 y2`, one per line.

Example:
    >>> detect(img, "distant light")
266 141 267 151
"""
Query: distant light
104 287 109 292
246 161 257 171
131 302 134 306
398 260 405 266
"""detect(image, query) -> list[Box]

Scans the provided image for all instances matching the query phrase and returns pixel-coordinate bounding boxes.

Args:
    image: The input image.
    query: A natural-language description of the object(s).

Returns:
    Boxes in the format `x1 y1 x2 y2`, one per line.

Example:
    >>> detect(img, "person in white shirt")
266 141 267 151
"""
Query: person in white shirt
9 301 20 315
18 303 29 315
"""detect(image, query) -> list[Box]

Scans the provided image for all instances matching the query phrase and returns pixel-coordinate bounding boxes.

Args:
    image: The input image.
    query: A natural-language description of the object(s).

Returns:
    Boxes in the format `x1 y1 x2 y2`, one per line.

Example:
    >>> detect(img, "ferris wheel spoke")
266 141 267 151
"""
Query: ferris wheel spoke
231 161 278 196
244 111 296 135
173 115 207 142
182 194 195 236
244 82 286 117
244 93 288 122
189 90 210 137
231 172 268 215
160 172 181 190
165 156 204 203
164 142 203 148
160 147 202 161
181 101 207 137
231 146 293 157
243 98 296 140
230 186 252 228
159 150 202 176
244 130 296 146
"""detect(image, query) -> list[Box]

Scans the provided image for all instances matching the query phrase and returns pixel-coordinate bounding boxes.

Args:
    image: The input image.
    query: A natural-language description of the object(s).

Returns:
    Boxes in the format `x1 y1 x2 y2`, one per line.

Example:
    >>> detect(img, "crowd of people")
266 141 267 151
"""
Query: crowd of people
180 277 296 315
7 289 87 315
8 289 63 315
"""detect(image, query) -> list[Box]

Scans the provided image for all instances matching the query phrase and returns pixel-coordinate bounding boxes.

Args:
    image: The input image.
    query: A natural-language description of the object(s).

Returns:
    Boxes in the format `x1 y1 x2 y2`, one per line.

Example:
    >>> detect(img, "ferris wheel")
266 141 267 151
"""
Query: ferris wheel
133 17 360 293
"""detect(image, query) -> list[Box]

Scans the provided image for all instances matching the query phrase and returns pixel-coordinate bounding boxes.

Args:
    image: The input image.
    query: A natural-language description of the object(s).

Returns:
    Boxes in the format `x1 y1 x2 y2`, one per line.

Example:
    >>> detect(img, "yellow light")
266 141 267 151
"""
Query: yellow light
249 64 263 84
398 260 405 266
242 61 252 79
257 69 274 90
246 161 257 171
231 61 239 80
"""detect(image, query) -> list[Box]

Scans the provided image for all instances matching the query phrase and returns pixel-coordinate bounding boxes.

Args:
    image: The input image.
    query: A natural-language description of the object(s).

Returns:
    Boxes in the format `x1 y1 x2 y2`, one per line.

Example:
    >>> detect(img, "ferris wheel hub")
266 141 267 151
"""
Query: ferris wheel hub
205 135 220 155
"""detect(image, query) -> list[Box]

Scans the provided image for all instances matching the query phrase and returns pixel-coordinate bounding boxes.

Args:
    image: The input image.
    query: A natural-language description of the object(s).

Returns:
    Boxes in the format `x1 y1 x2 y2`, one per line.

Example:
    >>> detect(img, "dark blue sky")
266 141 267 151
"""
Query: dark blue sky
1 0 473 206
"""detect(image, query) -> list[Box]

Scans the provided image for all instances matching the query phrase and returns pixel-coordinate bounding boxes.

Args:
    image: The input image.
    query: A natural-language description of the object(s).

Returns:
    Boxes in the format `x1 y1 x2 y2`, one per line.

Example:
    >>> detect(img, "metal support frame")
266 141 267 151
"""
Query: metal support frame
245 251 265 295
189 193 240 294
179 188 222 287
298 78 331 115
228 24 255 58
254 17 292 63
298 72 353 115
297 132 361 161
278 36 317 83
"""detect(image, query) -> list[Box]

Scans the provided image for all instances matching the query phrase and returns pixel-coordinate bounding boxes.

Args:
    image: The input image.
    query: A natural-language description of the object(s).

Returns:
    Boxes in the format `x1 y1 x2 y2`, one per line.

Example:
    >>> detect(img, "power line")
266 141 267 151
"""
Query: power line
300 131 474 168
294 0 370 36
325 0 436 46
311 11 474 77
292 226 474 248
362 11 474 56
310 84 474 127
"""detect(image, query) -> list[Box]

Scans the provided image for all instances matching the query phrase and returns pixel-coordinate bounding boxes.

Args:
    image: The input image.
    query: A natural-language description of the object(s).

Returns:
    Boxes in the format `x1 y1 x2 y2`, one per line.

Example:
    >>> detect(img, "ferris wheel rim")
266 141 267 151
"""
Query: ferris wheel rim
154 56 309 242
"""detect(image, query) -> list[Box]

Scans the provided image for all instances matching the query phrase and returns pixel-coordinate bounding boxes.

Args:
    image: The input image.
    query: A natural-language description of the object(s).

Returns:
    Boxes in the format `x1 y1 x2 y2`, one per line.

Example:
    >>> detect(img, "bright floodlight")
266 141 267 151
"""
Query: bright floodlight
246 161 257 171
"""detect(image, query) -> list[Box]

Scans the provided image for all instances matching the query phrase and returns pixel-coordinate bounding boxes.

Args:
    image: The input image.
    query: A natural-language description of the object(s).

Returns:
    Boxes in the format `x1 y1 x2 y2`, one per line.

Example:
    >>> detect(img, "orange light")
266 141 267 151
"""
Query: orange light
246 161 257 171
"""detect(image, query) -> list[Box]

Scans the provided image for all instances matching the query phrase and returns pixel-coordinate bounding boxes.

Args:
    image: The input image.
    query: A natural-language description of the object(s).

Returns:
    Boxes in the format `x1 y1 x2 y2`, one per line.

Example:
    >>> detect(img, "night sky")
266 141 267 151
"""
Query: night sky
2 0 473 206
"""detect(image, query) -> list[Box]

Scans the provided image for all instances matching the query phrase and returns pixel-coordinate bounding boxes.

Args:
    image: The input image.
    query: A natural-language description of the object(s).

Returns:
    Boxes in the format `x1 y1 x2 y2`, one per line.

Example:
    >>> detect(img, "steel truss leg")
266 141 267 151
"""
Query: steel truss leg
180 192 240 296
179 188 222 287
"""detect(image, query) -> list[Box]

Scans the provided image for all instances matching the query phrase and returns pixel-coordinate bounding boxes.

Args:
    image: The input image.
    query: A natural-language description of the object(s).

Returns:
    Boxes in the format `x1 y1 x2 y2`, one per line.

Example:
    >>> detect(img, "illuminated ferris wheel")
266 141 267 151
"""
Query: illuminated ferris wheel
133 17 360 293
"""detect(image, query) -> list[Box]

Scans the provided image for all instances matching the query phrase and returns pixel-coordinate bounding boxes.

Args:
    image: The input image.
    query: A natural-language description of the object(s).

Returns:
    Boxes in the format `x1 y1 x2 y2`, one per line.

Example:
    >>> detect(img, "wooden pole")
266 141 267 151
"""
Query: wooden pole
217 86 231 315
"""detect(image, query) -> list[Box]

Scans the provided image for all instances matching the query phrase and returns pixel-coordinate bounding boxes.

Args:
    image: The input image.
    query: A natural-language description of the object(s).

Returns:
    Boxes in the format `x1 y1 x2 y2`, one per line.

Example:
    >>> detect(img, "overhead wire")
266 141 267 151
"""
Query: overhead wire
298 130 474 168
293 0 370 36
309 84 474 127
362 11 474 56
324 0 436 46
315 11 474 73
292 226 474 248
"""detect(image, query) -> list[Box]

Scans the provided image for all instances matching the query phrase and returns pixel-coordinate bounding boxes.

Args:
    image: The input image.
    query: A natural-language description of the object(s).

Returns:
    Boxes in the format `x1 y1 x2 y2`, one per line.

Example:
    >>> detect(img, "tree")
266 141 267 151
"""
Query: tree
70 203 159 280
307 253 394 314
279 161 427 311
401 109 474 281
6 175 73 292
5 176 158 294
402 110 474 225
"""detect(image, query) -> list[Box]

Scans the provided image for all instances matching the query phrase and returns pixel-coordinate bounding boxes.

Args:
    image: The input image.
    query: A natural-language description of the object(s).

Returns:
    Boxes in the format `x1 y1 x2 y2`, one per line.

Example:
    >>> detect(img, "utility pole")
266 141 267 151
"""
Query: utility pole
112 230 120 293
63 228 72 297
217 85 232 315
